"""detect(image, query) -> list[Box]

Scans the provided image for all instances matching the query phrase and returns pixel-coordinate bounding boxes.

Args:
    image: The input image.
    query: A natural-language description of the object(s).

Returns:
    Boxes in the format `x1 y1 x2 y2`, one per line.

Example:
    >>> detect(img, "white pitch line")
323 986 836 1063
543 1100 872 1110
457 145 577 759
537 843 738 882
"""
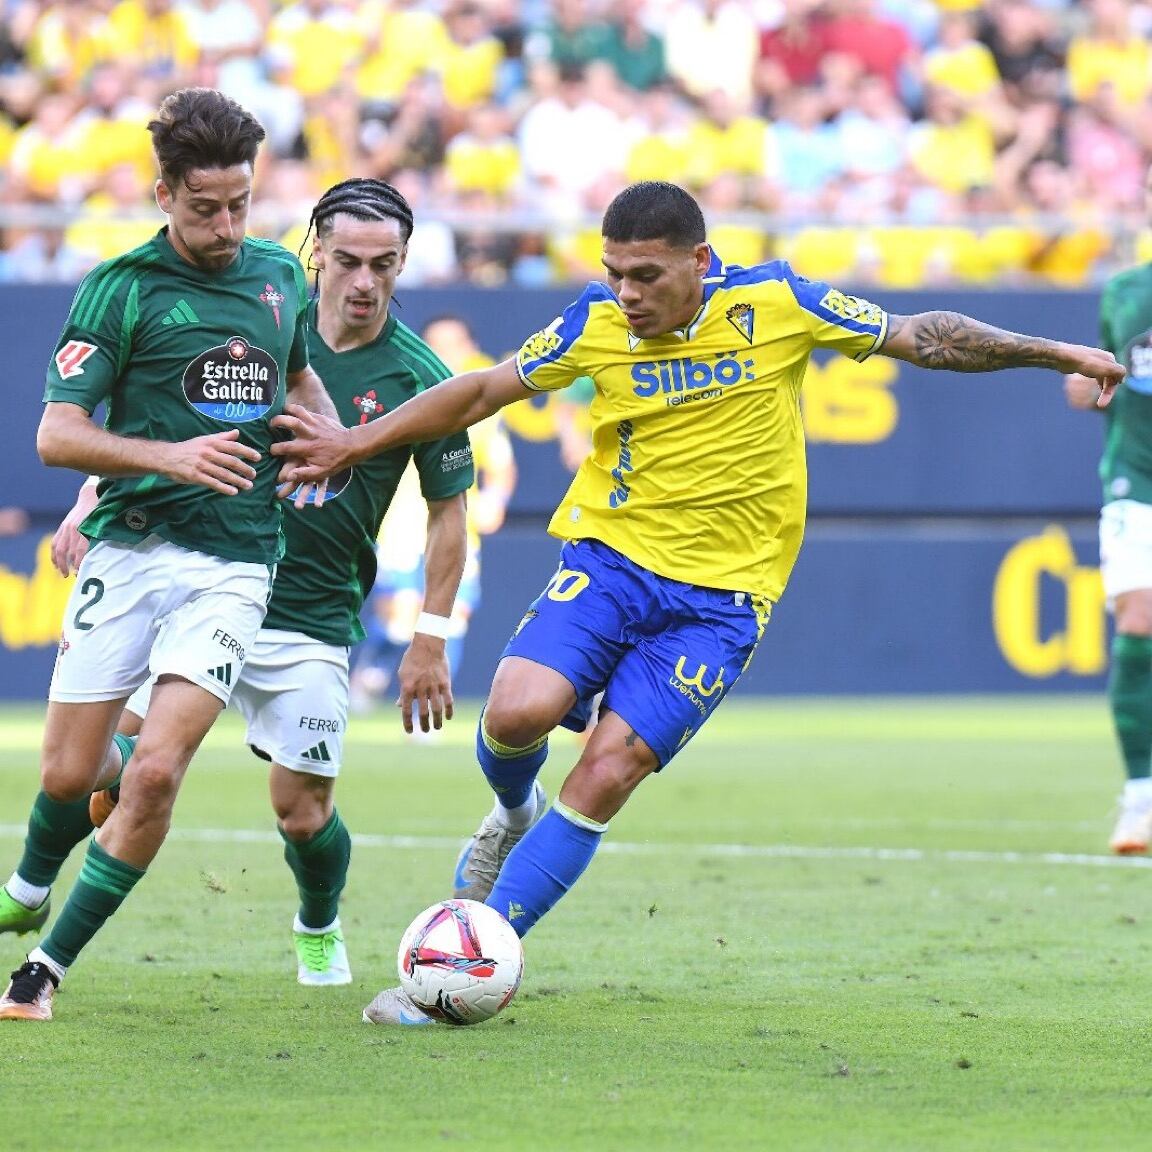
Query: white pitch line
2 825 1151 870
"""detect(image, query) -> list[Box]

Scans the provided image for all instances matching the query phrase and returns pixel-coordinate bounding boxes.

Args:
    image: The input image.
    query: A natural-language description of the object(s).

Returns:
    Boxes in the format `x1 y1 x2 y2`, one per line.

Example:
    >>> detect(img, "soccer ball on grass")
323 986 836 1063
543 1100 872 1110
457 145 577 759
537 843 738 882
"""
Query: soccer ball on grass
397 899 524 1025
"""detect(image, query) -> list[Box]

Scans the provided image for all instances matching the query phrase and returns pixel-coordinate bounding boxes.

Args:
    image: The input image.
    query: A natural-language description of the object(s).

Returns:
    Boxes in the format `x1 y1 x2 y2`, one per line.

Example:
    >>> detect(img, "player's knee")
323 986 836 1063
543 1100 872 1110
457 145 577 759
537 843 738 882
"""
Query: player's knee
1114 591 1152 635
41 775 96 805
277 799 331 841
482 698 552 751
119 750 182 810
40 752 105 802
1117 616 1152 638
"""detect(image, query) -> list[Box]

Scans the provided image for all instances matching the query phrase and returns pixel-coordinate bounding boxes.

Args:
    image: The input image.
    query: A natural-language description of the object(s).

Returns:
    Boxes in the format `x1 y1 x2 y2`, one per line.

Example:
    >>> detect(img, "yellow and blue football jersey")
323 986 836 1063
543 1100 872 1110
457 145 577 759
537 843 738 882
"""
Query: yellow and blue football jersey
515 250 888 600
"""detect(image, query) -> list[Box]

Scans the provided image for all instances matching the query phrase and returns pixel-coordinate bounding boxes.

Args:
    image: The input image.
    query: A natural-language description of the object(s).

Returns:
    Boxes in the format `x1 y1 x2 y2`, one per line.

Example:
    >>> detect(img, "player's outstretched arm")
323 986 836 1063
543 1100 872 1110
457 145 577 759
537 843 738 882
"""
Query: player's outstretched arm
396 492 468 735
271 358 528 483
38 401 261 494
881 312 1124 406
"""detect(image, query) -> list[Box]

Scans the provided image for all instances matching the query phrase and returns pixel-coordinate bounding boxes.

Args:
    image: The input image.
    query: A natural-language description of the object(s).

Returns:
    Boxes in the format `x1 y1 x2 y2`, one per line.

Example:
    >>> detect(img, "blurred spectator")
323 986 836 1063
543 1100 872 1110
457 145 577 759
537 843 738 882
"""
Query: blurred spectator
819 0 919 101
444 102 521 203
517 60 629 216
453 190 519 284
596 9 665 93
1020 158 1111 286
388 167 460 285
529 0 611 73
1066 84 1146 214
102 0 199 95
361 73 449 179
253 157 322 250
546 175 616 282
63 161 158 268
683 88 774 191
421 314 517 679
0 225 89 281
624 82 691 185
70 61 154 186
300 83 361 189
440 1 505 122
7 90 88 204
770 85 844 215
907 84 996 196
756 0 827 106
0 0 36 74
553 375 594 473
24 0 110 93
353 314 516 709
978 0 1066 105
267 0 363 100
700 172 769 267
1067 0 1152 108
922 10 1002 103
355 0 448 109
664 0 758 104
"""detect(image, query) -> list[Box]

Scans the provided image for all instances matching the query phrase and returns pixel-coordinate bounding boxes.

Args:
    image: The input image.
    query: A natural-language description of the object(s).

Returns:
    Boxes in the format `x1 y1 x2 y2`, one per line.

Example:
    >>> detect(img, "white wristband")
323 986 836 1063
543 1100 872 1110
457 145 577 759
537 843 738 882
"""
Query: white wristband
415 611 452 640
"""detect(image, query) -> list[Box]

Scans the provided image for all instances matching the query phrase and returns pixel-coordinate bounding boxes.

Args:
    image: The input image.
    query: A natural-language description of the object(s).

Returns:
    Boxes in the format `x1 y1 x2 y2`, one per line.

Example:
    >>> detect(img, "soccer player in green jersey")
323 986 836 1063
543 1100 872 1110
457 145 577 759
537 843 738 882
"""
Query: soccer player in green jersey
0 178 472 1010
0 88 346 1021
1065 165 1152 854
273 180 1125 1025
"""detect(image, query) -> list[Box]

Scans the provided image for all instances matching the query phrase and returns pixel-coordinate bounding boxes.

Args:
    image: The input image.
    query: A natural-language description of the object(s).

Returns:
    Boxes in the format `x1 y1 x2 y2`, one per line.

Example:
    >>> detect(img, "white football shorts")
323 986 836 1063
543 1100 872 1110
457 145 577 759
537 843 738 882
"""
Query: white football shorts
1099 499 1152 603
125 628 349 777
50 535 271 706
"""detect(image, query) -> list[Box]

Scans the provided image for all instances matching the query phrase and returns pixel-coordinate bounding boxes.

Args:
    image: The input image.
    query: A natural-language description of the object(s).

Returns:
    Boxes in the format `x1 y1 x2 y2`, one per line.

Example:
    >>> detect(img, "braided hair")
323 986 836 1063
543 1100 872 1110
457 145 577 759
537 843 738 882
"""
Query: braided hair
304 178 415 247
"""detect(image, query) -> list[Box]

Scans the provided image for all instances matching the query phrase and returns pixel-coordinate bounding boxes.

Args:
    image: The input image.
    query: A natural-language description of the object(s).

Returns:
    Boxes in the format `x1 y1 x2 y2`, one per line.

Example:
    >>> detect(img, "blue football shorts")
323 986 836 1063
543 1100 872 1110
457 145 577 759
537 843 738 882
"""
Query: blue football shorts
501 538 770 767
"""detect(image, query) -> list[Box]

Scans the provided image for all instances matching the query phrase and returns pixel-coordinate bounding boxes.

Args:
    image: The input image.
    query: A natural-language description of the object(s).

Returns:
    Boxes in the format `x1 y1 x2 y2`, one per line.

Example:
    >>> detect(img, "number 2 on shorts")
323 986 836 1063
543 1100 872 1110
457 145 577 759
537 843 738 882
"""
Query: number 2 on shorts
73 577 106 631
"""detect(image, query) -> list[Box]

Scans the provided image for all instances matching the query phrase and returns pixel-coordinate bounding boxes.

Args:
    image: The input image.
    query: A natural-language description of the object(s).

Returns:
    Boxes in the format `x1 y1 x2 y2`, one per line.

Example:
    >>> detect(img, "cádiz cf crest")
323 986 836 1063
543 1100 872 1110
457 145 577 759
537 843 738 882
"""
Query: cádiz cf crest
725 302 754 345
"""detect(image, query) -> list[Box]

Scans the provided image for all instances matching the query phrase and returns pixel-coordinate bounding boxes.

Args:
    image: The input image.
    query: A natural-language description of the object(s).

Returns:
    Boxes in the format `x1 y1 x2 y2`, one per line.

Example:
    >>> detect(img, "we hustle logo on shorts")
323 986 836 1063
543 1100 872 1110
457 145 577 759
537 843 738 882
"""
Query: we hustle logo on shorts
183 336 278 422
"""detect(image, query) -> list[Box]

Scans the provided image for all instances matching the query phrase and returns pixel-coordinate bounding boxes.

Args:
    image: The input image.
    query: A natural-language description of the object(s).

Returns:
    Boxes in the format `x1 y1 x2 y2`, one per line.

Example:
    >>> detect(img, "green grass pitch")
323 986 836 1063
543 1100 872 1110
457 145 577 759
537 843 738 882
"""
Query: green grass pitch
2 696 1151 1150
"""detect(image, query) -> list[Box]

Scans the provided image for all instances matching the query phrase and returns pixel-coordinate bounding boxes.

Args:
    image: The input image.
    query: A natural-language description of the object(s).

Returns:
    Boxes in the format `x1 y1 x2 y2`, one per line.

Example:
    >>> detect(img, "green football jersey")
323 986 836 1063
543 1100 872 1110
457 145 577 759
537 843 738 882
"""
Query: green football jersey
262 308 475 646
1100 263 1152 507
44 230 310 564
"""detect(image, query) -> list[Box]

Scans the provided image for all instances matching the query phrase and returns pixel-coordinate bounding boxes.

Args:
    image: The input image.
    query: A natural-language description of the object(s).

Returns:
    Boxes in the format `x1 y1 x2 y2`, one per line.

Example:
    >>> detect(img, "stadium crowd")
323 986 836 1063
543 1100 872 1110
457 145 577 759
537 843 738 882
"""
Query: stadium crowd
0 0 1151 287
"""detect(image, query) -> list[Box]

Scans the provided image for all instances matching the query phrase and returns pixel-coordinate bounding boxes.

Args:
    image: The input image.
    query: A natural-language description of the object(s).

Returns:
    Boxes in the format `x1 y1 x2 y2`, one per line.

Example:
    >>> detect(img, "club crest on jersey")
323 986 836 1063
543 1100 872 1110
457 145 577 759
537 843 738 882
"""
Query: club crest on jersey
353 389 385 424
55 340 98 379
182 335 278 423
259 283 285 328
725 303 754 346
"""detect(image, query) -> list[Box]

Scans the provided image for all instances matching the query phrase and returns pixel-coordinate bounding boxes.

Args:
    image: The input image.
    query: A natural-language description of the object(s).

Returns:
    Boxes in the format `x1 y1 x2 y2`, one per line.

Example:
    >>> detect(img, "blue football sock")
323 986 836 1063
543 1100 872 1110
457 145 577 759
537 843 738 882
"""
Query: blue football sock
475 711 548 811
486 803 605 937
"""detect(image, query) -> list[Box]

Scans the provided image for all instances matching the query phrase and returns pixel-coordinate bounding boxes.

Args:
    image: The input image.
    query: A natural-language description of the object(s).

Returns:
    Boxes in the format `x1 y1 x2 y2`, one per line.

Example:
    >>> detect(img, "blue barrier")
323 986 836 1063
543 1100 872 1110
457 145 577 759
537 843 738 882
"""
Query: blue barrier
0 522 1107 700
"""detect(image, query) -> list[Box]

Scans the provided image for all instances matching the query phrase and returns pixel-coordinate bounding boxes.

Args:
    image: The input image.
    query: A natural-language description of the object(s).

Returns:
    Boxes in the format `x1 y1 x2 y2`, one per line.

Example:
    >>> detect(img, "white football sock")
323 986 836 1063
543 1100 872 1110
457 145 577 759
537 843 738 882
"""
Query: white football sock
5 873 49 909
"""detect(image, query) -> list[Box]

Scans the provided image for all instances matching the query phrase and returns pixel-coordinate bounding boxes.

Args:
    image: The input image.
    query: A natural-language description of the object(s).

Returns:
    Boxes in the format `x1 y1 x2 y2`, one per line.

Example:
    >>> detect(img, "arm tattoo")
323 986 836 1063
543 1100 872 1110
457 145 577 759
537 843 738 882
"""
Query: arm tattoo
889 311 1064 372
625 730 639 748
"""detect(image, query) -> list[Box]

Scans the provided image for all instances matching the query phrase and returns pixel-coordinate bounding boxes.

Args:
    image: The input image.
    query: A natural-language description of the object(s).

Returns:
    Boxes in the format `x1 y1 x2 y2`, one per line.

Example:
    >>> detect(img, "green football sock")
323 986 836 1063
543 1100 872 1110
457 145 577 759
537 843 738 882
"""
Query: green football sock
1109 634 1152 780
16 791 95 887
40 839 145 969
280 809 351 930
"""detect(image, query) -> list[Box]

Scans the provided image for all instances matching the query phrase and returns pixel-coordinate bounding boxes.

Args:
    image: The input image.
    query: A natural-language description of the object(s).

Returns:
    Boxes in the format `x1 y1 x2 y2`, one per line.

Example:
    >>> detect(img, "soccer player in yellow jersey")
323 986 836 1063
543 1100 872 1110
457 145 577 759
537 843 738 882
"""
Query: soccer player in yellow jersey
272 181 1125 1024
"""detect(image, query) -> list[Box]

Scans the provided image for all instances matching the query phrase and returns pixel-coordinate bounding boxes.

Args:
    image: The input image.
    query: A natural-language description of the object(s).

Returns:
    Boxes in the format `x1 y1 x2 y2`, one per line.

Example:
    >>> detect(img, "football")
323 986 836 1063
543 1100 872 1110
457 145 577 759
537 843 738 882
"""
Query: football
397 899 524 1025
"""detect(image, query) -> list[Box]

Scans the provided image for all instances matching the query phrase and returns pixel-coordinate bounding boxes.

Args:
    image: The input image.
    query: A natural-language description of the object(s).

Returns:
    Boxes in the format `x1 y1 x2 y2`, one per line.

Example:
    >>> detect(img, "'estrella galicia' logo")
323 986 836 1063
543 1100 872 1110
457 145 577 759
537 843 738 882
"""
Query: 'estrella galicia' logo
288 468 353 505
1127 332 1152 395
182 336 278 422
